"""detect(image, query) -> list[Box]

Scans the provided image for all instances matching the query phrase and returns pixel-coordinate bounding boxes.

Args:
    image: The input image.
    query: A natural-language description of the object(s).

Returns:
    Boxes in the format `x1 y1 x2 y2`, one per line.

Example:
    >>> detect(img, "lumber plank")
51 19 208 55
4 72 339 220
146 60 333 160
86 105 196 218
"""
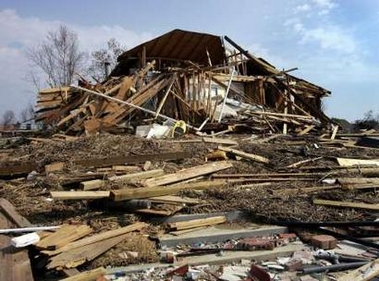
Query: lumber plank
313 199 379 210
142 162 232 187
74 151 191 168
217 146 269 164
50 191 110 200
0 161 36 177
167 216 226 230
0 198 32 227
36 224 93 250
111 180 227 201
202 137 238 146
61 267 106 281
0 210 34 281
108 169 164 183
297 125 316 136
148 195 202 205
80 179 105 191
42 222 147 256
336 157 379 167
331 125 339 140
48 234 128 269
337 177 379 186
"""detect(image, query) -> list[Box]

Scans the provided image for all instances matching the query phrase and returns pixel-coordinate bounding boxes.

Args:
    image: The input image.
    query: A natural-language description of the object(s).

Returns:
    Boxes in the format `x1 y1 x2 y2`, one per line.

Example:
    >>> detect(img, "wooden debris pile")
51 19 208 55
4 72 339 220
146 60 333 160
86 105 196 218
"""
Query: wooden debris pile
35 29 331 136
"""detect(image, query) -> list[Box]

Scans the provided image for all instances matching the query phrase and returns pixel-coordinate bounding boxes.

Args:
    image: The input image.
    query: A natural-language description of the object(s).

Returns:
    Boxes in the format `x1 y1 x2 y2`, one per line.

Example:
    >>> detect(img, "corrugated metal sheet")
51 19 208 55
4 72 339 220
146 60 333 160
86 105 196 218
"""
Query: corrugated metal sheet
117 29 225 66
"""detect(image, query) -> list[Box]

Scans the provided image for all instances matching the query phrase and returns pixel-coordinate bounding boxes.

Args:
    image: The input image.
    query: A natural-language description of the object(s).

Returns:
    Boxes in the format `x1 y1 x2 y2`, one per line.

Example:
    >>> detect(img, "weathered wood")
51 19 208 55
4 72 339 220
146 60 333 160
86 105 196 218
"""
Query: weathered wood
218 146 269 164
0 161 36 177
36 224 92 250
337 258 379 281
48 234 128 269
45 162 65 174
80 179 105 191
148 195 202 205
331 125 339 140
74 151 191 168
50 191 110 200
202 137 238 146
0 198 32 227
313 199 379 210
108 169 164 183
0 210 34 281
297 125 316 136
42 222 147 256
273 185 340 196
337 157 379 167
111 180 227 201
142 162 232 187
61 267 106 281
167 216 226 230
338 177 379 186
286 157 323 168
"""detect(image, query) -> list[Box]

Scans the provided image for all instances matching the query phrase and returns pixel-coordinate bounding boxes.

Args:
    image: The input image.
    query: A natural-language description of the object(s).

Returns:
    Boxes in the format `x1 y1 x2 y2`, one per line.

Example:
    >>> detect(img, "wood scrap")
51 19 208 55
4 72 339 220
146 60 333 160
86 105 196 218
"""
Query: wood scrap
313 199 379 211
218 146 269 164
167 216 226 231
61 267 106 281
50 191 110 200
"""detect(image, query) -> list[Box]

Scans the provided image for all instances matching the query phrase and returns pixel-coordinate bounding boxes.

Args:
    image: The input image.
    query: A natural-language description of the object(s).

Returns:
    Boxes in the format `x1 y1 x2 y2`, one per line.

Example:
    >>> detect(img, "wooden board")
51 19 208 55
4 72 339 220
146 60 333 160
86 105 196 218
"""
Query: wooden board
111 180 226 201
0 211 34 281
48 234 129 269
218 146 269 164
0 161 36 177
167 216 226 230
45 162 65 174
142 162 232 187
61 267 106 281
313 199 379 210
336 157 379 167
0 198 32 227
50 191 110 200
42 222 147 256
36 224 93 250
80 179 104 191
108 169 164 183
74 151 191 168
202 137 238 146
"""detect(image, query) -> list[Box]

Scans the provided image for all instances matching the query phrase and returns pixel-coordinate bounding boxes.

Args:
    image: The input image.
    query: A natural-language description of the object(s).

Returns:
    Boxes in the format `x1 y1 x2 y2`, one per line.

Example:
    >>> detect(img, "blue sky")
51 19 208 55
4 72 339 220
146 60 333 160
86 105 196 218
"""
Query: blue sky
0 0 378 121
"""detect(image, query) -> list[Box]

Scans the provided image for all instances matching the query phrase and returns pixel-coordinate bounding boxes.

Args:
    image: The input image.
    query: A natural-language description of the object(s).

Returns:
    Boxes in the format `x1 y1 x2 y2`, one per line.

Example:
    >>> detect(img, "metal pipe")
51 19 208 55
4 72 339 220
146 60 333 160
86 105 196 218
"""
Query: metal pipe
217 69 235 123
301 261 367 274
0 226 60 234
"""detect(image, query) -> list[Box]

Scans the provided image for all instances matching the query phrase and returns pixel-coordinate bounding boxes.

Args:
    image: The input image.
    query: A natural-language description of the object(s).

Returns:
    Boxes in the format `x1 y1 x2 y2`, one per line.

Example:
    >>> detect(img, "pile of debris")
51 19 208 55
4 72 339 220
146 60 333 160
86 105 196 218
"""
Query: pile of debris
4 29 379 281
35 29 331 137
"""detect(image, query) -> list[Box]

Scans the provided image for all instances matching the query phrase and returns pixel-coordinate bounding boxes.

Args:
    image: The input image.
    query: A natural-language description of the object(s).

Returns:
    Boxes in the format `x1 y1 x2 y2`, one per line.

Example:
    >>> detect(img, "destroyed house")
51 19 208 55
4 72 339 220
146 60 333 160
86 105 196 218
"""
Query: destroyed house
36 29 331 135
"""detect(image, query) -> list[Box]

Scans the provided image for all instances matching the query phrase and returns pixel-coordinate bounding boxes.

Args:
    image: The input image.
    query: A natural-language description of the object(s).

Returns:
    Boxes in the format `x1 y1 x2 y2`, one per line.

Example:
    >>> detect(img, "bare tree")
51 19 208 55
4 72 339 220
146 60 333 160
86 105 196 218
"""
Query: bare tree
1 110 16 126
86 38 126 82
20 103 35 123
26 25 85 87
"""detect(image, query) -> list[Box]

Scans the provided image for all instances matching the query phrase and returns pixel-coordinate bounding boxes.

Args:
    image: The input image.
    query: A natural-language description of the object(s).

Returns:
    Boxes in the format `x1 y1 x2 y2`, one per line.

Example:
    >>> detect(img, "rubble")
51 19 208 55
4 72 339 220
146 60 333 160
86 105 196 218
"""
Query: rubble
3 29 379 281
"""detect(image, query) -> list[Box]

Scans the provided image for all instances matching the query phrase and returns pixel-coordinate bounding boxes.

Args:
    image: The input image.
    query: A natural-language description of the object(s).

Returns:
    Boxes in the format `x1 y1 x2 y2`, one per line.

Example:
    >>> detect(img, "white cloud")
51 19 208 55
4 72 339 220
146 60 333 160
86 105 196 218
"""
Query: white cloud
295 4 311 12
299 25 357 54
311 0 337 10
0 9 152 117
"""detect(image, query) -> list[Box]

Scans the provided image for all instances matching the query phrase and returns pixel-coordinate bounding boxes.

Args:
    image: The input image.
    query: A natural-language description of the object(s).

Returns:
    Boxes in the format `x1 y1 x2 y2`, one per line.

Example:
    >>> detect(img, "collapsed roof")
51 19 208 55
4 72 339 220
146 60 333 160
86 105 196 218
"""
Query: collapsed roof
35 29 331 136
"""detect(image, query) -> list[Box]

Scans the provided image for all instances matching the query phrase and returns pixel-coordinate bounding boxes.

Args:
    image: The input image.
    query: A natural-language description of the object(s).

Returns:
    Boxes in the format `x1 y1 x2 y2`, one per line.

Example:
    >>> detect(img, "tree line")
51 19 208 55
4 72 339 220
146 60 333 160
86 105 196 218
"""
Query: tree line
1 24 126 126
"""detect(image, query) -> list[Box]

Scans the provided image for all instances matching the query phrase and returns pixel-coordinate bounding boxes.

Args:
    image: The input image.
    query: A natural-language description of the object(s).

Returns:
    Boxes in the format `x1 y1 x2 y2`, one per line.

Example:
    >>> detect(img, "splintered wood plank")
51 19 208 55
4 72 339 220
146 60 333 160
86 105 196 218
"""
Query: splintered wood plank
42 222 147 256
313 199 379 210
336 157 379 167
337 258 379 281
148 195 201 205
0 198 32 227
108 169 165 183
48 234 129 269
74 151 191 168
297 125 316 136
50 191 110 200
218 146 269 164
111 180 226 201
142 162 233 187
36 224 93 250
0 212 34 281
61 267 106 281
167 216 226 231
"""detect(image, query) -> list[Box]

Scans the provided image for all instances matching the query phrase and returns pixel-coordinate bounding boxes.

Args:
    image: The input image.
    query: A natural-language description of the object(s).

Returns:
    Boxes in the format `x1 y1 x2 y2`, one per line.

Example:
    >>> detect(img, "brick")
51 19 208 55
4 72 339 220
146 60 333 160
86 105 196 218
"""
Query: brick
311 235 337 250
285 258 303 271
